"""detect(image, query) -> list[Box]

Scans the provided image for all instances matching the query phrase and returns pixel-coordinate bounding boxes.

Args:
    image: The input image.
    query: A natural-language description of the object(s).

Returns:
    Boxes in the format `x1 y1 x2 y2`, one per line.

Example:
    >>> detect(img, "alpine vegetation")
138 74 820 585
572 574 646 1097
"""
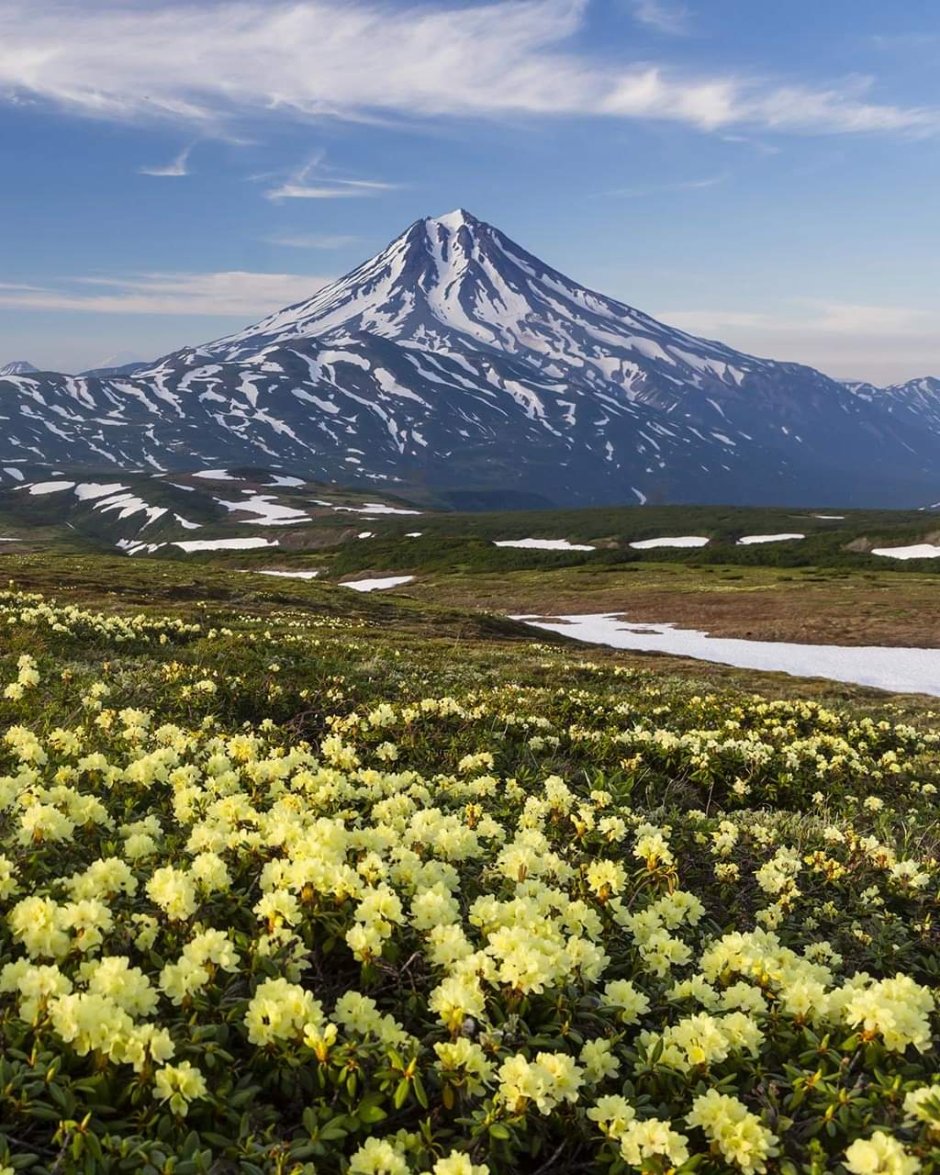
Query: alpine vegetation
0 582 936 1173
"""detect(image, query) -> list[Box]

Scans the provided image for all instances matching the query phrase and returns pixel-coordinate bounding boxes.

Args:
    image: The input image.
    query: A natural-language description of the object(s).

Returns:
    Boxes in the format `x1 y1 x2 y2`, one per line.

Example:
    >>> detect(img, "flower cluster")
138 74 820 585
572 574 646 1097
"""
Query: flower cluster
0 586 936 1172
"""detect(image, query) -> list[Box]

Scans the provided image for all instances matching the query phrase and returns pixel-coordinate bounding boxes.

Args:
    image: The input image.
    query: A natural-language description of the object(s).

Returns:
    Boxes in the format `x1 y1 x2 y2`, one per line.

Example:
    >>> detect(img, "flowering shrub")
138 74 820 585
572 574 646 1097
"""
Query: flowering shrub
0 588 201 647
0 591 937 1173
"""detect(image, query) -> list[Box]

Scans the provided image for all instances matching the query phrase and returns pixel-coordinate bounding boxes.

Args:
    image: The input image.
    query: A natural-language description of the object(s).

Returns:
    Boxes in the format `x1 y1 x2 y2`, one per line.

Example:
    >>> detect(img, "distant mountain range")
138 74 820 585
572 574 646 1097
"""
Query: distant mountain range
0 360 39 376
1 209 937 508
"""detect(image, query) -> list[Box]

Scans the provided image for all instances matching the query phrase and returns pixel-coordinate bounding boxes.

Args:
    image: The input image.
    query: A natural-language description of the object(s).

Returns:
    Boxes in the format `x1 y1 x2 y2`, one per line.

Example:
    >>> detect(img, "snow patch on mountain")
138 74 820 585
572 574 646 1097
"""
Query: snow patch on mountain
28 482 75 495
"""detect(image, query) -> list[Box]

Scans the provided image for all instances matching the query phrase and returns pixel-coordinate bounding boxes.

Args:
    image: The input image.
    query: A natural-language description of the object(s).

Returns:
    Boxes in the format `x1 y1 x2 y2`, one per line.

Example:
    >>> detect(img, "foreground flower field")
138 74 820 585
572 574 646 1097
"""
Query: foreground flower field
0 584 937 1174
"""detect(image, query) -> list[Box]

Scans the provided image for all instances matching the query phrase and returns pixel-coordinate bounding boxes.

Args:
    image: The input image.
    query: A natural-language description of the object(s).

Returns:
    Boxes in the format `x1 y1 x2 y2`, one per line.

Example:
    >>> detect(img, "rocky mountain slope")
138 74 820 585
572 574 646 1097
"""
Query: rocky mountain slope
1 210 938 508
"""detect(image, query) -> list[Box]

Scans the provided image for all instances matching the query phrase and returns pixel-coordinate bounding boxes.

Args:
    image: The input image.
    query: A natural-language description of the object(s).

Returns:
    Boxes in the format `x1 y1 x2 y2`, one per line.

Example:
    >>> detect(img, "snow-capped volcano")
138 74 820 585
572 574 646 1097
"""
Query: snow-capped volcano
0 210 938 508
0 360 39 376
210 208 777 409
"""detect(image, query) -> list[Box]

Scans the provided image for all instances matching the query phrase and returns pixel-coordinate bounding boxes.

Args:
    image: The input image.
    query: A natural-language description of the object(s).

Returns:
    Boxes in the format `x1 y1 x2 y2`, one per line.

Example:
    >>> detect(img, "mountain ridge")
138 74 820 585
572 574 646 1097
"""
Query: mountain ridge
0 360 39 376
0 209 938 508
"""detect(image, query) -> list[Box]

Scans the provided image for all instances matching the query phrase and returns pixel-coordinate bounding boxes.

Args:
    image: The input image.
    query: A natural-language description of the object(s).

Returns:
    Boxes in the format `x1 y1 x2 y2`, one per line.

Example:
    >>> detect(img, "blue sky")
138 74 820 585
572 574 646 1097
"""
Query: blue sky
1 0 938 381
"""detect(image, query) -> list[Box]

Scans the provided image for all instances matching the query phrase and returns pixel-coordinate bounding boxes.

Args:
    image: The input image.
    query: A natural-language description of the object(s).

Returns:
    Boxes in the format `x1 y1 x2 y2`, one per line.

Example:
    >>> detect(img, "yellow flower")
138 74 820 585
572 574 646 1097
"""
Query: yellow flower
618 1118 689 1169
347 1137 409 1174
146 866 198 921
244 977 324 1047
432 1155 488 1175
687 1089 779 1174
844 1132 922 1174
153 1061 208 1117
843 975 935 1052
601 978 650 1025
579 1038 621 1084
587 1094 636 1140
904 1084 940 1129
433 1038 494 1097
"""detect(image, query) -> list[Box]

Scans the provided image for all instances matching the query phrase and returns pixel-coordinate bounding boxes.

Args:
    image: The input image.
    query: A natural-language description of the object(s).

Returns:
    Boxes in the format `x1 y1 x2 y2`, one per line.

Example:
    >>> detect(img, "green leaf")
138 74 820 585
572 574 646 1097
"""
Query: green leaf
358 1103 387 1126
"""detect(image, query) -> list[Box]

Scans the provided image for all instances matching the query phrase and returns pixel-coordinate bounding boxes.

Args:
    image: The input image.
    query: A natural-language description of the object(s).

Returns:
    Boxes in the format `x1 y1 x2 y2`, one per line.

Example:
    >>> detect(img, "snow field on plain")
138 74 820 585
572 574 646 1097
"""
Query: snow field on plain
514 613 940 697
493 538 596 551
871 544 940 560
341 575 416 592
737 534 804 545
628 536 710 550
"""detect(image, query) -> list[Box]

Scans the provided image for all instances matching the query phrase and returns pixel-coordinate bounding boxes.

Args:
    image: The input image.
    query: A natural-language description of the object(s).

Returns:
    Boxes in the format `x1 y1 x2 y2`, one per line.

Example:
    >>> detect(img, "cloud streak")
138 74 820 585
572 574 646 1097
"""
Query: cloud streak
0 271 331 317
265 159 399 200
664 300 936 339
264 232 361 248
660 300 940 382
0 0 934 138
630 0 690 36
139 144 193 177
604 172 727 197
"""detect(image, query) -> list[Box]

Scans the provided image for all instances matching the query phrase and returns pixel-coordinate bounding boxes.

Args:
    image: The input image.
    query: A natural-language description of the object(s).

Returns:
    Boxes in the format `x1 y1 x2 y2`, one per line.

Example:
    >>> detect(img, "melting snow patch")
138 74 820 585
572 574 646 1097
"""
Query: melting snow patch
493 538 595 552
813 514 845 520
3 467 24 482
28 481 75 495
629 536 709 549
240 569 320 580
357 532 374 539
738 533 804 546
871 544 940 561
119 542 164 556
92 493 167 528
268 475 306 488
0 538 21 543
335 503 422 516
514 613 940 698
173 538 278 553
216 495 310 526
193 470 236 481
74 483 129 501
342 576 415 593
405 532 423 538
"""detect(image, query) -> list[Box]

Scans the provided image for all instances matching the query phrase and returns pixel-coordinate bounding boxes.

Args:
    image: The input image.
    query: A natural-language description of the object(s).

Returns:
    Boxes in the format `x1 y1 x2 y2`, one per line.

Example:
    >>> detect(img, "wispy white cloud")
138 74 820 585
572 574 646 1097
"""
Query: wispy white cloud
139 144 193 177
0 271 331 317
630 0 690 36
867 32 940 52
665 300 935 339
660 300 940 382
0 0 933 138
260 155 399 201
719 133 781 156
265 232 361 248
604 172 727 197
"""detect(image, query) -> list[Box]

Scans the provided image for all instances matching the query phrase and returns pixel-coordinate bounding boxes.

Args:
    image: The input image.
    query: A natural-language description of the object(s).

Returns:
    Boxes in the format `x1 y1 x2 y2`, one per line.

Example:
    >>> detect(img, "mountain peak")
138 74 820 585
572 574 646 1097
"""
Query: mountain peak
204 204 681 368
0 360 39 376
426 208 479 232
